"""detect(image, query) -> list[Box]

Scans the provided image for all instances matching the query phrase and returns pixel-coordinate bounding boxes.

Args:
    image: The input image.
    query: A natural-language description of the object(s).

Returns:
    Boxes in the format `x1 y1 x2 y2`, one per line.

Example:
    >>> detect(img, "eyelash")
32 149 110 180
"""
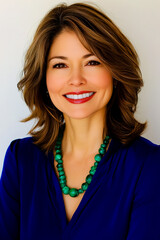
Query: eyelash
52 60 100 69
53 63 67 68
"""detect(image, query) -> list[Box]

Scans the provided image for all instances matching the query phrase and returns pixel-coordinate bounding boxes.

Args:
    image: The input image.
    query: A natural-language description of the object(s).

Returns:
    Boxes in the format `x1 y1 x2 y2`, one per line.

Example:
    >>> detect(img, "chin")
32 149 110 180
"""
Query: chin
64 114 91 120
63 109 100 121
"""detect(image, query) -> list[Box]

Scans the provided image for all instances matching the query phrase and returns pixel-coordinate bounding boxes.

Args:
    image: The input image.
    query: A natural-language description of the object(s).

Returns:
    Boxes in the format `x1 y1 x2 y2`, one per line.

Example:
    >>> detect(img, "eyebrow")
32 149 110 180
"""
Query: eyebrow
48 53 94 62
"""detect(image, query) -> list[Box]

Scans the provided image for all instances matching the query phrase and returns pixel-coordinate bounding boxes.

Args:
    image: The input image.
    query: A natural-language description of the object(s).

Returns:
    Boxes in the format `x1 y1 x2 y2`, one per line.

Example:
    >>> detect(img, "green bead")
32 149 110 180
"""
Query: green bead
103 139 109 144
55 145 61 150
91 166 97 171
78 189 84 193
59 175 66 180
94 154 102 162
62 186 70 194
57 163 63 168
86 174 93 184
57 166 63 171
69 188 79 197
105 136 110 140
101 143 107 148
94 162 99 167
89 169 96 175
55 149 61 154
57 159 63 164
60 183 66 188
59 170 65 176
82 182 89 191
55 154 62 161
60 179 66 184
99 148 106 155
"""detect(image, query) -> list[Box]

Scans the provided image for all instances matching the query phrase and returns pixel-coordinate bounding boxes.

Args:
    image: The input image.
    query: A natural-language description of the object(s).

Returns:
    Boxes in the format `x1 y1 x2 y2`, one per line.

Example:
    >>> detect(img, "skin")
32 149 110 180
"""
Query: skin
46 29 113 161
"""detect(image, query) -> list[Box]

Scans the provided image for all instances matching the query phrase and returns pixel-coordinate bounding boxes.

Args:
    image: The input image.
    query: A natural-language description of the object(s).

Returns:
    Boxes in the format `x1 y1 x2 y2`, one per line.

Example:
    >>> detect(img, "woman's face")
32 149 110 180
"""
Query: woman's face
46 29 113 120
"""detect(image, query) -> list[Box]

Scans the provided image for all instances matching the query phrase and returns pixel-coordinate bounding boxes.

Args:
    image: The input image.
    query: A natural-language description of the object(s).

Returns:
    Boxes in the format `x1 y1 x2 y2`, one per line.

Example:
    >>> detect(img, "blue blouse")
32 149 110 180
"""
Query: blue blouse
0 136 160 240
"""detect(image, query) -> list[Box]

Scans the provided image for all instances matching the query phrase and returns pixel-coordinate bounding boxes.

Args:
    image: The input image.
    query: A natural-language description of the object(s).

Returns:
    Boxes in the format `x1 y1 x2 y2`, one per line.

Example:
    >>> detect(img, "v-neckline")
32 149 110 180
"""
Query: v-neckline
47 138 119 231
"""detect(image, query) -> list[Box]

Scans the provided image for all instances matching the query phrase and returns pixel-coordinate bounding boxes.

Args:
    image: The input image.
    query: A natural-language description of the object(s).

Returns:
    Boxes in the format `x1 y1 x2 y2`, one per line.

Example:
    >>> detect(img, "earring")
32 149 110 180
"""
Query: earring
46 90 50 98
113 79 117 89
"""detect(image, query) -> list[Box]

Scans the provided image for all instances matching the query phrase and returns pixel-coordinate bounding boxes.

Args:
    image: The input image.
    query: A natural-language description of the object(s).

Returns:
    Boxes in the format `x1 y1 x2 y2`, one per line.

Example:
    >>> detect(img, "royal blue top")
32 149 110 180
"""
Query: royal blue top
0 136 160 240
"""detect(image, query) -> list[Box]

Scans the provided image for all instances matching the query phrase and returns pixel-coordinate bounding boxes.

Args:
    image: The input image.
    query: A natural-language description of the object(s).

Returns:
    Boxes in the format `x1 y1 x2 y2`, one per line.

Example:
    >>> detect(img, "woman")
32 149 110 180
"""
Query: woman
0 2 160 240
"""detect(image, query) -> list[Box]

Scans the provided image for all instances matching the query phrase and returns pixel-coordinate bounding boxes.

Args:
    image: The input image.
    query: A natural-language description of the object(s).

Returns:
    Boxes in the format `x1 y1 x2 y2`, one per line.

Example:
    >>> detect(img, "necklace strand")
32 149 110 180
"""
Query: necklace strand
54 128 110 197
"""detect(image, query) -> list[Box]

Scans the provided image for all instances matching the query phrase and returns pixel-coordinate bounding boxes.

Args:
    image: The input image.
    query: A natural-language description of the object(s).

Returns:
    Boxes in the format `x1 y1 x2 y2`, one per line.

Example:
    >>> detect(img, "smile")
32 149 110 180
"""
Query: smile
63 91 95 104
66 92 94 99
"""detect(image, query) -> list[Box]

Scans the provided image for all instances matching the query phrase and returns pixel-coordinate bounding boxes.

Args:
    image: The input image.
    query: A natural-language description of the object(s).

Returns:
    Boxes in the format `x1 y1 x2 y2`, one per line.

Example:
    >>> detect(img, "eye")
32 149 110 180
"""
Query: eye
87 60 101 66
52 63 67 68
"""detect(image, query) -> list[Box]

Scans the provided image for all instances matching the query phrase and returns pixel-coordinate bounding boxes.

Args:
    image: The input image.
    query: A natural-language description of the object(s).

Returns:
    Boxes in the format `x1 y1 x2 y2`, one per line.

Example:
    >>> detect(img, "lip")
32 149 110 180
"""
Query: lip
63 91 96 104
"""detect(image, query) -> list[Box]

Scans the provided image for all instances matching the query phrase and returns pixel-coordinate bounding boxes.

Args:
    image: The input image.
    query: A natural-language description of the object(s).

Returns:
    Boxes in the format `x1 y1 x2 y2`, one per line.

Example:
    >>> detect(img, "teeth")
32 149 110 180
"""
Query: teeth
66 92 94 99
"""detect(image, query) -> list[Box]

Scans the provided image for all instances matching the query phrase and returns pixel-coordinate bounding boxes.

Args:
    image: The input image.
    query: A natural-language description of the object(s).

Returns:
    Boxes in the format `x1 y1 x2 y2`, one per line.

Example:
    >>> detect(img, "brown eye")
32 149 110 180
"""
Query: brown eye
87 61 100 66
53 63 67 68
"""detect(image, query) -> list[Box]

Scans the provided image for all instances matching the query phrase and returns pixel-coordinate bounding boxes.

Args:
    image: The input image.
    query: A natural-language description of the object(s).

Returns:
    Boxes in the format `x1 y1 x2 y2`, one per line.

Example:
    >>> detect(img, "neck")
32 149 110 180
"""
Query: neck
62 110 107 158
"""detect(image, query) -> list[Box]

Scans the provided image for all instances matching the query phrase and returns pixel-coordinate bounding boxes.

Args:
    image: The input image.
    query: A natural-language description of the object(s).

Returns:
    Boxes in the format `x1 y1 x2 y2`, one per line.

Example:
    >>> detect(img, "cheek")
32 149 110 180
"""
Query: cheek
46 73 63 110
93 71 113 89
46 72 62 94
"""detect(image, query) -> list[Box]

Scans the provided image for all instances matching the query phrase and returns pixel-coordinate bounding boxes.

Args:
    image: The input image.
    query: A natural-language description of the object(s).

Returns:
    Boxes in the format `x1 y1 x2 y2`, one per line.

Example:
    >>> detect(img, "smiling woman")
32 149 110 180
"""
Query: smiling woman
0 2 160 240
16 2 146 151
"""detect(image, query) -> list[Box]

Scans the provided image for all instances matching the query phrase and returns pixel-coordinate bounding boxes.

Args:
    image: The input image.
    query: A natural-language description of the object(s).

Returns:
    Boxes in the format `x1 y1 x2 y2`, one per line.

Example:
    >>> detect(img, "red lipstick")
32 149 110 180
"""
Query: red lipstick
63 91 95 104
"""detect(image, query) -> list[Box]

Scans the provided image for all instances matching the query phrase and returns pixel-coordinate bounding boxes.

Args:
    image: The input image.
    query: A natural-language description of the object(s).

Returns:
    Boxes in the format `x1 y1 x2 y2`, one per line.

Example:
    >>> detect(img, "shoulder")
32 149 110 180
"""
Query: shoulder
127 138 160 210
2 137 51 182
112 136 160 181
124 136 160 163
122 138 160 238
9 137 37 152
8 137 44 157
131 136 159 151
126 137 160 188
113 136 160 165
5 137 47 169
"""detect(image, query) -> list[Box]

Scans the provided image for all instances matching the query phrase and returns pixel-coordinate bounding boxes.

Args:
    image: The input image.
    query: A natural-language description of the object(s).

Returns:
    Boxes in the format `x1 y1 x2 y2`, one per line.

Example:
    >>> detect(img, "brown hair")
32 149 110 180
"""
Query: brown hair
17 2 146 153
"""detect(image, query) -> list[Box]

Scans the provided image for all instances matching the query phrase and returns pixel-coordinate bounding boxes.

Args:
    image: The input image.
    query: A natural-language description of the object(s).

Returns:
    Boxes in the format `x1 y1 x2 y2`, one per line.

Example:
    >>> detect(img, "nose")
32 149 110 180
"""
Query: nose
68 67 86 86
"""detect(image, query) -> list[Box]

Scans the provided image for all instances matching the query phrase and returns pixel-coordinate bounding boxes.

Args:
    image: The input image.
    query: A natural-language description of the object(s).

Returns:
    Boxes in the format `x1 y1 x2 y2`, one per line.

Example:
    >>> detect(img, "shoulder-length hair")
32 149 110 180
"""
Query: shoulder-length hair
17 2 146 153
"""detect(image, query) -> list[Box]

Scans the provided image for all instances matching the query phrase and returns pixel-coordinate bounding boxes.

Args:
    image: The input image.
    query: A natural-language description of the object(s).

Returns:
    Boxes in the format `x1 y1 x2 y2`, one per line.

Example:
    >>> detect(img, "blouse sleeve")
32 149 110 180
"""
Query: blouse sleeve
0 140 20 240
126 145 160 240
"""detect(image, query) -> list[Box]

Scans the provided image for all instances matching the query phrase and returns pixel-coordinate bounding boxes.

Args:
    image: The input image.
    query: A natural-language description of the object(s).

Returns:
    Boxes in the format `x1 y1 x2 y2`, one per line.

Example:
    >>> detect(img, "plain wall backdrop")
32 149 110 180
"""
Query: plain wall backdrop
0 0 160 175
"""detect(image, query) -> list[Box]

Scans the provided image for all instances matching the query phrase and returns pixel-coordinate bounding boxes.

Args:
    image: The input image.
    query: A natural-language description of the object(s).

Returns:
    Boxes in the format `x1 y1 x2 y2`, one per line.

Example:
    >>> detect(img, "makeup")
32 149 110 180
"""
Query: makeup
63 91 95 104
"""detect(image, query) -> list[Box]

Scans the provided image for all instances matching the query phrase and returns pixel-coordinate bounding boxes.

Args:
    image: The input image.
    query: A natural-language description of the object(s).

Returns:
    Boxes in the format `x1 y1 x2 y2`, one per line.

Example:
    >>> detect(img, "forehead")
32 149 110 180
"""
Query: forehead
48 29 92 57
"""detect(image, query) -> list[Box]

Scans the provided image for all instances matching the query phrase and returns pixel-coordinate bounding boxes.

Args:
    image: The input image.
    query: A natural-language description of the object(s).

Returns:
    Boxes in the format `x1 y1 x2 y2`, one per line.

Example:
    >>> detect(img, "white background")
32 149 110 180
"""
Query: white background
0 0 160 175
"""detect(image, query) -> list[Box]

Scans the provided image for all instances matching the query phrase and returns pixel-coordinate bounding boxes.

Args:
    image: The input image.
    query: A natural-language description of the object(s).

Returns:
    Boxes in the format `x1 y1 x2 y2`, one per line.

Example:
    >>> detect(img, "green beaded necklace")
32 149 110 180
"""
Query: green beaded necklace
54 128 110 198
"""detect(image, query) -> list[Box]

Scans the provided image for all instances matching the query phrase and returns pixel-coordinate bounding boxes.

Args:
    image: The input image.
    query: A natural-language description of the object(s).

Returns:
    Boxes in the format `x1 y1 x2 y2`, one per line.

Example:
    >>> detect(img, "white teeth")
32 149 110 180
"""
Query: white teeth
78 94 83 99
65 92 94 99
